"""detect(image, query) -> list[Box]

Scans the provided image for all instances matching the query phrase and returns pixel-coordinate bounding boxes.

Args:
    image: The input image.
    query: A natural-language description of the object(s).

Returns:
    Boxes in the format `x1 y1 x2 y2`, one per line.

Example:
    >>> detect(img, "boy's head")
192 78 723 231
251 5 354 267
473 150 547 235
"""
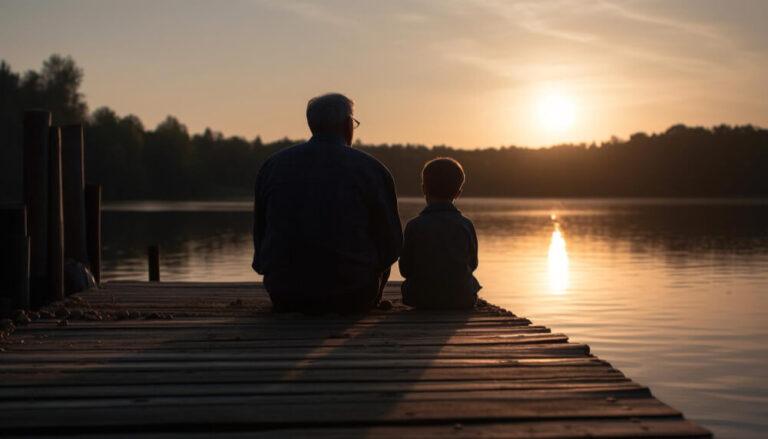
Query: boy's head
421 157 465 202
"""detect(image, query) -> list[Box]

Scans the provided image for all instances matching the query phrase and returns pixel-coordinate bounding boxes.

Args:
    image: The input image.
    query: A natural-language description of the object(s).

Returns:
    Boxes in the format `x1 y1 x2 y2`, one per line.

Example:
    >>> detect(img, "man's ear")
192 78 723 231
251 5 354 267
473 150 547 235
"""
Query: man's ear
344 117 354 145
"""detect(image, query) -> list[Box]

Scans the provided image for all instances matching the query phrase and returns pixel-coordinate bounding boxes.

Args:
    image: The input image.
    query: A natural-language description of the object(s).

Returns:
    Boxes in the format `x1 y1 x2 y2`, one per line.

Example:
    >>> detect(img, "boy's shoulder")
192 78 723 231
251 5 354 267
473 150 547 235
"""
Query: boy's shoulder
458 211 475 227
404 214 426 230
454 212 476 234
406 205 474 230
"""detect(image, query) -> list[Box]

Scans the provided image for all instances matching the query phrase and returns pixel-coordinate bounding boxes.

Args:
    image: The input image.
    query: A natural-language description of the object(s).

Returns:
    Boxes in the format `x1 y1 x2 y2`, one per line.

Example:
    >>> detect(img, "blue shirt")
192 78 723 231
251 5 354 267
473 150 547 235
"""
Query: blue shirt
252 134 402 299
399 202 481 308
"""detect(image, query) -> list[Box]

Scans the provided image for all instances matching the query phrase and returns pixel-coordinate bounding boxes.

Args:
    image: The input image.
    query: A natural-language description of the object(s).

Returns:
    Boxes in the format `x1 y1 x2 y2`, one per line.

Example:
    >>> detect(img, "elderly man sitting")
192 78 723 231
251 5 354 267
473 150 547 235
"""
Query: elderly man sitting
252 93 402 314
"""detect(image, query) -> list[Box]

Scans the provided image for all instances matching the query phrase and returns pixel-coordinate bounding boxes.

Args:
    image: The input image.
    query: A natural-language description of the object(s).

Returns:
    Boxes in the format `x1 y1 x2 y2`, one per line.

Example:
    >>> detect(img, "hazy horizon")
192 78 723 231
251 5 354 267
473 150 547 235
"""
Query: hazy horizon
1 0 767 148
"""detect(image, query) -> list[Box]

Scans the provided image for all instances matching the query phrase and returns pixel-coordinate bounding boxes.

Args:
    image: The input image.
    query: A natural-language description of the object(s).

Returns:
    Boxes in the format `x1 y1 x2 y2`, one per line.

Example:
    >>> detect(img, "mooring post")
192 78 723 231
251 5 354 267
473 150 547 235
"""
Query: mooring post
61 124 93 295
85 184 102 285
61 124 88 265
148 245 160 282
23 110 52 307
0 206 30 313
48 127 65 302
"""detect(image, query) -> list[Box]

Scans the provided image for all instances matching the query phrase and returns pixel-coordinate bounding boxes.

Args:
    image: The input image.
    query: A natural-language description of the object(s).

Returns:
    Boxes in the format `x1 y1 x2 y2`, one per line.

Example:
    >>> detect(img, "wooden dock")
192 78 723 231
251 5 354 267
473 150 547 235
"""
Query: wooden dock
0 282 711 438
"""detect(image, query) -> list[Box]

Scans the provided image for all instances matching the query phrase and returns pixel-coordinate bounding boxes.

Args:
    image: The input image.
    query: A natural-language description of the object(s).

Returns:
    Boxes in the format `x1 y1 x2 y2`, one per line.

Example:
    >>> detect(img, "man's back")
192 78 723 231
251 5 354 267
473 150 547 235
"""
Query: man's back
253 134 401 303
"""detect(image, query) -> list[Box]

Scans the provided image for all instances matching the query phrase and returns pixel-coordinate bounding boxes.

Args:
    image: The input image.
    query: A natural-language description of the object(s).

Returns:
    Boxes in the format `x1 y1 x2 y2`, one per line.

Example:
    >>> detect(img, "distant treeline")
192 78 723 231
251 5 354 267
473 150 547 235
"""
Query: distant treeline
2 55 767 201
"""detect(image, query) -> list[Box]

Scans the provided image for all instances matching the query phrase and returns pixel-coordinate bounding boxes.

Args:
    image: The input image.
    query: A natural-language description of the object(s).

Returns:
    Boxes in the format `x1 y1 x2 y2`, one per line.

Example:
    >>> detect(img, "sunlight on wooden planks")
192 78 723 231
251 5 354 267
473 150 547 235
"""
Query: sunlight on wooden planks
0 282 711 438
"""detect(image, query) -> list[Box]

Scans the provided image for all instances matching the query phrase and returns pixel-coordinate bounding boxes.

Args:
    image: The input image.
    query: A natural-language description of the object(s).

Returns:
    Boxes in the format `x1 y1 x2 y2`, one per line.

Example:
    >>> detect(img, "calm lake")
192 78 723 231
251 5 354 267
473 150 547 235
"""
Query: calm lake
102 198 768 438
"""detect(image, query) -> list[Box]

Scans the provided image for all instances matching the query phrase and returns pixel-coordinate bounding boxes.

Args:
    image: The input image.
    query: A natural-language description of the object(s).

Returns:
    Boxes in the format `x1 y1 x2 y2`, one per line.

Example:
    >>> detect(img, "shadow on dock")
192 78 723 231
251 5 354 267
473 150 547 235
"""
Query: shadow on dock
0 281 711 438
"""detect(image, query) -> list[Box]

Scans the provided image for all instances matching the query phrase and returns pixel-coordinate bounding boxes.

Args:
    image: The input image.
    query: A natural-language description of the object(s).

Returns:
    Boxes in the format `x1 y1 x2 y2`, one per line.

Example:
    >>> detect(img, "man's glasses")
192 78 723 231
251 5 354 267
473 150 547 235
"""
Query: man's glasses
351 117 360 129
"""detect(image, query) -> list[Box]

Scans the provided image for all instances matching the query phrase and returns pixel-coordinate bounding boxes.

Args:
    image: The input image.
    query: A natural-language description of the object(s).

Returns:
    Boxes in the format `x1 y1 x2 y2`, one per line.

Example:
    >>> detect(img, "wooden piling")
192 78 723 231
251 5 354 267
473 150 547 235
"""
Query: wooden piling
23 110 52 306
148 245 160 282
0 206 29 313
60 124 88 265
85 184 102 285
47 127 65 302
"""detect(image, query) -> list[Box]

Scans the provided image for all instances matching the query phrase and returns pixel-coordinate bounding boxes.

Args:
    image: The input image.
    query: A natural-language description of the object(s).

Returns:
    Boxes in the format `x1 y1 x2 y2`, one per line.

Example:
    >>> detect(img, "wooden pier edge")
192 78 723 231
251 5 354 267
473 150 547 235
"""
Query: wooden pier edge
0 281 712 438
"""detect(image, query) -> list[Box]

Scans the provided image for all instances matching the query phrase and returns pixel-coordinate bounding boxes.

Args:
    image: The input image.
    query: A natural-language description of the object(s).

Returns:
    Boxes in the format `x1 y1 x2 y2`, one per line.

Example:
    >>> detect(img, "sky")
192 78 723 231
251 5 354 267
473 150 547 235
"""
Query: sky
1 0 767 148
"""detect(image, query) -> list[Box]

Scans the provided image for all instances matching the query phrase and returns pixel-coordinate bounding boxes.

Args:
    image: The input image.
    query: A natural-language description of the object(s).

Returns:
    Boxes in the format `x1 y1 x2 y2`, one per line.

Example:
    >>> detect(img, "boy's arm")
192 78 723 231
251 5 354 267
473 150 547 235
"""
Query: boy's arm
468 220 479 271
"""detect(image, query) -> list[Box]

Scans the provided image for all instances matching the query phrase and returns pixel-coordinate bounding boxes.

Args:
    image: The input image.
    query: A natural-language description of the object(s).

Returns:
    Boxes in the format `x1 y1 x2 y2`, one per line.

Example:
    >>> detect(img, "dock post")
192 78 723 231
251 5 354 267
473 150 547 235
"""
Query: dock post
61 124 92 294
23 110 52 307
85 184 102 285
148 245 160 282
61 124 88 264
0 206 30 313
48 127 65 302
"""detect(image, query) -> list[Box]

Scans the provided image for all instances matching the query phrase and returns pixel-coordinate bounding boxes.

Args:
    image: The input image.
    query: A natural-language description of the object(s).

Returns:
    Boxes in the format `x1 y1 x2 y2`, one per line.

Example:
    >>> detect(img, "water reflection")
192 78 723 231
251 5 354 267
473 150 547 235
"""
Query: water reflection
433 198 768 439
547 222 569 293
100 197 768 438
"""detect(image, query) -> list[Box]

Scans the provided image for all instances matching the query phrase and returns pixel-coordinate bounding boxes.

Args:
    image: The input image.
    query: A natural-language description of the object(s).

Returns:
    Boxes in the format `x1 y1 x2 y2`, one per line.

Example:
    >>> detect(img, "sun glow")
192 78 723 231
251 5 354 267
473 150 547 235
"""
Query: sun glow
547 223 570 294
536 92 576 133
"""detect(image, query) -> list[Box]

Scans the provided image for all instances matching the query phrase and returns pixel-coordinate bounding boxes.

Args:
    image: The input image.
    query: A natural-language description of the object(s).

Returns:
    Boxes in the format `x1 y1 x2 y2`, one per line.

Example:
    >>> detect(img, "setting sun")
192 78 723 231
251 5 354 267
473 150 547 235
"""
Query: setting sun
536 93 576 133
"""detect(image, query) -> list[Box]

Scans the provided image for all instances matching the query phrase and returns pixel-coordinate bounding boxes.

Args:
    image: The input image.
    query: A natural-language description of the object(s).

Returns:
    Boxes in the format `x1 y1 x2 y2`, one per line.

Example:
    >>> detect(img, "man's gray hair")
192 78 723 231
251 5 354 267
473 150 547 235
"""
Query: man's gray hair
306 93 354 135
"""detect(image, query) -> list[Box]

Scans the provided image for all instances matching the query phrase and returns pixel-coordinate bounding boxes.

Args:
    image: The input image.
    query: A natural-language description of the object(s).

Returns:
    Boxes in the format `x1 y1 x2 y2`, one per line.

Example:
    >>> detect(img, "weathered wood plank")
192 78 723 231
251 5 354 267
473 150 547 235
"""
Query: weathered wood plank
0 397 681 430
0 381 645 400
14 325 550 338
98 281 401 290
0 360 619 374
0 367 627 386
0 419 711 439
0 388 657 411
1 347 593 362
13 319 537 332
0 353 600 366
0 281 710 438
7 333 567 347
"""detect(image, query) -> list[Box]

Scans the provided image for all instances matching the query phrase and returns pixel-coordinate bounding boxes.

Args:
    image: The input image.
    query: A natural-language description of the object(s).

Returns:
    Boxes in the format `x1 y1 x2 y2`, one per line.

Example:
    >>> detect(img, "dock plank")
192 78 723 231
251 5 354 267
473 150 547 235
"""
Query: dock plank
1 419 711 439
0 281 710 437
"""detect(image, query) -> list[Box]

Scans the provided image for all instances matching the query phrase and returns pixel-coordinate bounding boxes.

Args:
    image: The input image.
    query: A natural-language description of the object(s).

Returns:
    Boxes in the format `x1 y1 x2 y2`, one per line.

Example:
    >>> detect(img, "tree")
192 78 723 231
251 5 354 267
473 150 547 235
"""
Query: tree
143 116 193 198
17 55 87 125
86 107 147 199
0 61 22 203
2 55 768 202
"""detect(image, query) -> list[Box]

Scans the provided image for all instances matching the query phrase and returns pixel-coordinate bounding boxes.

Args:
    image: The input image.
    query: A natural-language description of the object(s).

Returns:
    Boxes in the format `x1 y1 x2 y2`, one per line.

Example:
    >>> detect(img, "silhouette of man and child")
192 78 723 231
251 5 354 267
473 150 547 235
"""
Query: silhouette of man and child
253 93 480 315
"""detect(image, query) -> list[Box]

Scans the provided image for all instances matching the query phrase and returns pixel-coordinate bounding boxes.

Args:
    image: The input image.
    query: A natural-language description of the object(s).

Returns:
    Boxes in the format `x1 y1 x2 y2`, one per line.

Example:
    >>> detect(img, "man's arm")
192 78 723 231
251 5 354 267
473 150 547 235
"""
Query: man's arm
372 167 403 271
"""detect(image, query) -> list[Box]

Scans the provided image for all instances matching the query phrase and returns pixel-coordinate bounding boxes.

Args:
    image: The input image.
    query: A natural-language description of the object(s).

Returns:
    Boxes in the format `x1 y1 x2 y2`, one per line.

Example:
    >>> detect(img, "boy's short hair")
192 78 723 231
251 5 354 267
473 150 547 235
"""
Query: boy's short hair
422 157 465 199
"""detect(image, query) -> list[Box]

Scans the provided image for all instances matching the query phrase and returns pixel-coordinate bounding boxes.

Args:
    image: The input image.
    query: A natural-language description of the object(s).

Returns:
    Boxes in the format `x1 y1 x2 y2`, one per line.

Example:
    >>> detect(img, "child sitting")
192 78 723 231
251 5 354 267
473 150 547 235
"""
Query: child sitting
399 157 481 310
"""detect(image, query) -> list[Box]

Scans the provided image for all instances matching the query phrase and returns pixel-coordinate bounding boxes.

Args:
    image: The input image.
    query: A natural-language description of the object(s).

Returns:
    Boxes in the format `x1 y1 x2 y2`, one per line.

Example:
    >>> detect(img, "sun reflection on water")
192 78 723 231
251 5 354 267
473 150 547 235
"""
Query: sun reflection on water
547 222 570 293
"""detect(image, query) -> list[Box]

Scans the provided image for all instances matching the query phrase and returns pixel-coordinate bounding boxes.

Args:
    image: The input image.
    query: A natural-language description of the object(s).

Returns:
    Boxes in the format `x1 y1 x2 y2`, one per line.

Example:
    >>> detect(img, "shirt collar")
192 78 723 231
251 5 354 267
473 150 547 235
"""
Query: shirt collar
421 202 460 215
311 133 348 146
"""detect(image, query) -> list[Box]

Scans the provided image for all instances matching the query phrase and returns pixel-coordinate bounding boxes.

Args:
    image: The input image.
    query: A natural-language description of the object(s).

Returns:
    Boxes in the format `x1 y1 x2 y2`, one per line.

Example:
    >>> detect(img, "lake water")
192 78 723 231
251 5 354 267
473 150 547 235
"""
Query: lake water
102 198 768 438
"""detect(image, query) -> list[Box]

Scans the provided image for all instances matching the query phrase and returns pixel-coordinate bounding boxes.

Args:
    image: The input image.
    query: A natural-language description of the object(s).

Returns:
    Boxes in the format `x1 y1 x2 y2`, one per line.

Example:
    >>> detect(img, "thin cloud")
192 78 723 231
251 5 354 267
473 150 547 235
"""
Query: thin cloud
477 0 598 43
449 0 732 79
263 0 362 30
597 1 728 44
